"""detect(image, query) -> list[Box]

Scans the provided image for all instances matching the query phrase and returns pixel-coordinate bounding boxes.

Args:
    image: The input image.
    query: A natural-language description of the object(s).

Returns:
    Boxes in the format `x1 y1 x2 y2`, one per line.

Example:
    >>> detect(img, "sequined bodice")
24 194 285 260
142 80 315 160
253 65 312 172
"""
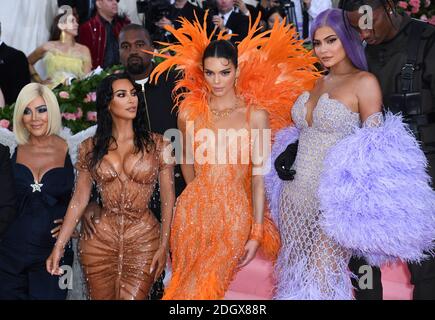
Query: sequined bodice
77 134 171 219
291 91 361 189
192 126 252 188
93 153 160 216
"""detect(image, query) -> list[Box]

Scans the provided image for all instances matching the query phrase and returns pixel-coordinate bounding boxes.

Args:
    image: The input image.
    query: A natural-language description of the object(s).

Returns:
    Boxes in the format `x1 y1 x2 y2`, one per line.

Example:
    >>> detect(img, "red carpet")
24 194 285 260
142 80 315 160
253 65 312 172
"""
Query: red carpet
225 254 413 300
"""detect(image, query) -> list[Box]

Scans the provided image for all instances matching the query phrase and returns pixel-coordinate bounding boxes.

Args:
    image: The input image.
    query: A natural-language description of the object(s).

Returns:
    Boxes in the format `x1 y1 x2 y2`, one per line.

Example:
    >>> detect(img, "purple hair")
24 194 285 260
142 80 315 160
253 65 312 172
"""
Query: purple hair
310 8 368 71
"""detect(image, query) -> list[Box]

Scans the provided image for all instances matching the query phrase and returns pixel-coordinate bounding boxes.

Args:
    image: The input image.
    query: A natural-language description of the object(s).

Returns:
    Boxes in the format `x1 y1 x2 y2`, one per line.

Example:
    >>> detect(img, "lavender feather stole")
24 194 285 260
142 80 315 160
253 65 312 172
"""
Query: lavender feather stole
265 126 300 227
318 113 435 266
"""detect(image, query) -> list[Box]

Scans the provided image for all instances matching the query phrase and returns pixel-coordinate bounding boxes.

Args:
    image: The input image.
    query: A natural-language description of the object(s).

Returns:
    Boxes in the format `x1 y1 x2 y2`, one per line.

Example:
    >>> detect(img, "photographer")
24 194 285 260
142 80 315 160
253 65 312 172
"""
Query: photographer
171 0 206 29
144 0 173 43
210 0 250 43
144 0 206 43
263 0 331 38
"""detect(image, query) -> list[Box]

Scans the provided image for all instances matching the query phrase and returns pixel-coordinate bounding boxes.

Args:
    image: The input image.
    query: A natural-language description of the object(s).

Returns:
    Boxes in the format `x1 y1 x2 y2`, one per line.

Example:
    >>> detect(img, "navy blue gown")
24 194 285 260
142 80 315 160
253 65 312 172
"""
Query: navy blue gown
0 149 74 300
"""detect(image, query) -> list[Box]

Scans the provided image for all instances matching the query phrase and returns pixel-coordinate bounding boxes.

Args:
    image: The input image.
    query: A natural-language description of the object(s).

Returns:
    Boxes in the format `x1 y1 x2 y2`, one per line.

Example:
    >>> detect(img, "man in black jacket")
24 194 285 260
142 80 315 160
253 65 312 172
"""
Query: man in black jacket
0 22 31 106
212 0 250 43
0 144 16 239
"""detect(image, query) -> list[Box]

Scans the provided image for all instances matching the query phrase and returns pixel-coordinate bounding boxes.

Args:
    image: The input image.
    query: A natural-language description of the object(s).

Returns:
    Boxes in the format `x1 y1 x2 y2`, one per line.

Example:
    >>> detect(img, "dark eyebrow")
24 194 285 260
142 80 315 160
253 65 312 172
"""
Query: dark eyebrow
324 34 337 40
35 104 47 109
204 68 231 72
114 89 127 94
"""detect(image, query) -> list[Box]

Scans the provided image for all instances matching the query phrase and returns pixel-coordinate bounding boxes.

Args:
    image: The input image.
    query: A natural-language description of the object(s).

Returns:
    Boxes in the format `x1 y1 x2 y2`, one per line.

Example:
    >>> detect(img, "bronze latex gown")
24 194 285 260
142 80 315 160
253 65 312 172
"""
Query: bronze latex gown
76 135 172 300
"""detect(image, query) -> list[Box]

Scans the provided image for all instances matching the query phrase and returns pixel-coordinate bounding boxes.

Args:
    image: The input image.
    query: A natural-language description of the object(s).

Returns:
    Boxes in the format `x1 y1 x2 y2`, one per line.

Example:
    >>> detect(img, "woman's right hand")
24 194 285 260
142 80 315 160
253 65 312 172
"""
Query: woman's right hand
46 246 65 276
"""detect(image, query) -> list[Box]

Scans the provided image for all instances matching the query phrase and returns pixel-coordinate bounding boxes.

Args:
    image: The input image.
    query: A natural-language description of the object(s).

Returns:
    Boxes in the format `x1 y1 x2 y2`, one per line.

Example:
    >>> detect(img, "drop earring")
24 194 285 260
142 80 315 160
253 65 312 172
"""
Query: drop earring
60 30 66 43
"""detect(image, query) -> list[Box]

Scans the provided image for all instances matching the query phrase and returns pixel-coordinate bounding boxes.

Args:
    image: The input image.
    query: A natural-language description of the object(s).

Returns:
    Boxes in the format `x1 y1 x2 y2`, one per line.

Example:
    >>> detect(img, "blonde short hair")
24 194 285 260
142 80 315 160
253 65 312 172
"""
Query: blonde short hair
13 83 62 145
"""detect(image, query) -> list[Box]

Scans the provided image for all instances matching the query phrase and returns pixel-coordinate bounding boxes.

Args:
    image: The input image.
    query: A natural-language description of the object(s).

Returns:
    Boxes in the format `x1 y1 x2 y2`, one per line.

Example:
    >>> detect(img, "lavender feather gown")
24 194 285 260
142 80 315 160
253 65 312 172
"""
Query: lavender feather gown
276 91 360 300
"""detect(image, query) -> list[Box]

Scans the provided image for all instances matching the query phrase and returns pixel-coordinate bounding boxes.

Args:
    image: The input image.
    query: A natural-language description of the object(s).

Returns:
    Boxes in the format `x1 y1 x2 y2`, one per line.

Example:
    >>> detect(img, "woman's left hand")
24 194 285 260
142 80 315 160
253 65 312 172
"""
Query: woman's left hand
150 246 168 281
239 239 260 268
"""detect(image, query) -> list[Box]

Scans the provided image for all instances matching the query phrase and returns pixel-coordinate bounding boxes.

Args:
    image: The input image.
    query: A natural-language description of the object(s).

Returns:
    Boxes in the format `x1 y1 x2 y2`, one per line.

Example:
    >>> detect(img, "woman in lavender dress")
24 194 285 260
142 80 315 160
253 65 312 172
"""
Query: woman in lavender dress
267 9 435 300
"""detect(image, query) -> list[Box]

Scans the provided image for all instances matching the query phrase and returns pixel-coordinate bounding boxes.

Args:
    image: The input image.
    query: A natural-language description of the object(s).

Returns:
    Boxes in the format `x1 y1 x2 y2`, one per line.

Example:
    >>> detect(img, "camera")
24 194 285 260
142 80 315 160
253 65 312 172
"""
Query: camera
137 0 173 42
137 0 171 20
278 0 295 7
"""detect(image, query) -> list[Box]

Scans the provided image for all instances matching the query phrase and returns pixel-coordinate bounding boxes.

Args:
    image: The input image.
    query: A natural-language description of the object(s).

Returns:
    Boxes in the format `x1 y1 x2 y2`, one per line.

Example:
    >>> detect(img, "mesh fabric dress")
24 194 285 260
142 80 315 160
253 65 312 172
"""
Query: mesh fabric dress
276 91 360 300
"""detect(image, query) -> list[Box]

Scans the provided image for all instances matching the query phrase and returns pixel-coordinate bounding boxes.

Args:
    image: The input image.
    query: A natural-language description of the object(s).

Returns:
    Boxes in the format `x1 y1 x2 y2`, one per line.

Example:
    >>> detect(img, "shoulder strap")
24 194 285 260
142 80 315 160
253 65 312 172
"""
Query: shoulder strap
401 20 427 93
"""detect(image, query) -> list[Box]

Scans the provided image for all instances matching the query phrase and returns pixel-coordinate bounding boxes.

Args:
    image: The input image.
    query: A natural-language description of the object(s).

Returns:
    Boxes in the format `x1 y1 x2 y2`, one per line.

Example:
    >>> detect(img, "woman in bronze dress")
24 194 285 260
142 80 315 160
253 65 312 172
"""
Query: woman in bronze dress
46 73 175 300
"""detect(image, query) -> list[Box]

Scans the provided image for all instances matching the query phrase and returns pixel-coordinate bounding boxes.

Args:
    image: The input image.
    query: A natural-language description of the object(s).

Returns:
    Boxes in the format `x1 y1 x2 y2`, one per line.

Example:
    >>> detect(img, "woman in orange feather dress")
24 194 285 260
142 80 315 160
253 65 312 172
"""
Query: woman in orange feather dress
150 15 319 299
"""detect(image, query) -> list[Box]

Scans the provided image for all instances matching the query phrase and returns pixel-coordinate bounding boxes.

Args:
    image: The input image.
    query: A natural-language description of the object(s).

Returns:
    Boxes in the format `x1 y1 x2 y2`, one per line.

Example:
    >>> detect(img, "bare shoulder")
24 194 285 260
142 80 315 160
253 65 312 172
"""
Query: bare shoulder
31 42 50 55
77 43 91 54
177 108 191 131
354 71 383 118
177 108 189 122
355 71 381 93
44 41 58 51
52 135 69 151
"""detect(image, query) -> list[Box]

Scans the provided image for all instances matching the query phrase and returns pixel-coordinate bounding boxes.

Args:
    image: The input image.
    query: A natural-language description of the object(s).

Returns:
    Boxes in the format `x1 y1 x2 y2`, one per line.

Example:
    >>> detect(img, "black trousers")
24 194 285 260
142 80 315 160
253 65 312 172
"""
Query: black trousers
0 244 73 300
349 254 435 300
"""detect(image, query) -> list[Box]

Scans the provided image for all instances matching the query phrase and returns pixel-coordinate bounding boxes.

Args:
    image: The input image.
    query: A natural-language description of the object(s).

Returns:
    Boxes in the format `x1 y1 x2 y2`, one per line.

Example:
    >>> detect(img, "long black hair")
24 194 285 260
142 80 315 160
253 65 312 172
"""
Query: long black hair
202 40 238 69
89 73 154 170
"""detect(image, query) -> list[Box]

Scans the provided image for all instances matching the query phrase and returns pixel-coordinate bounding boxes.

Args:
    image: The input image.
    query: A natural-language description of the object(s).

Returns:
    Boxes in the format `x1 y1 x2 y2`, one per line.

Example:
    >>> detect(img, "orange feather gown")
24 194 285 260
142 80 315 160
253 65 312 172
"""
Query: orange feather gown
149 14 319 299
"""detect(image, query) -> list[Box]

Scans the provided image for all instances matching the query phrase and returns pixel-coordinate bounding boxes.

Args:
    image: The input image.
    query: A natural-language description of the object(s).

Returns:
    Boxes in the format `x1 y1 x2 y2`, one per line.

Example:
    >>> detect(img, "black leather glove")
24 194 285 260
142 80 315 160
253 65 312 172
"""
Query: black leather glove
274 141 298 181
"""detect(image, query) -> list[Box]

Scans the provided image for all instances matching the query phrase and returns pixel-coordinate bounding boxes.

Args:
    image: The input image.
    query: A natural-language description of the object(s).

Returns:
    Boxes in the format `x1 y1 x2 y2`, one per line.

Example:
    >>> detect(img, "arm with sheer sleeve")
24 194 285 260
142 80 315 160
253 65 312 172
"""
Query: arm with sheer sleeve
150 136 175 280
177 110 195 184
46 139 93 275
157 136 176 250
